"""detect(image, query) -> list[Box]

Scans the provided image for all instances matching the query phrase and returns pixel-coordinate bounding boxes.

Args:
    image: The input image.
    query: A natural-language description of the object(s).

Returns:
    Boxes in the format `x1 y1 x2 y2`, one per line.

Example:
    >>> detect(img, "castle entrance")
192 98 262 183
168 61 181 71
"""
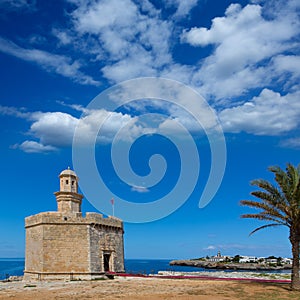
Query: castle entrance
103 252 111 272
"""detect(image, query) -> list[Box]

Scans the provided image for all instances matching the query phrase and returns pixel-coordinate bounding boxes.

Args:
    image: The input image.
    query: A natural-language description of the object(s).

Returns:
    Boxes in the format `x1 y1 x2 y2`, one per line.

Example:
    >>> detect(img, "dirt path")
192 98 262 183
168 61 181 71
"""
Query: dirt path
0 277 299 300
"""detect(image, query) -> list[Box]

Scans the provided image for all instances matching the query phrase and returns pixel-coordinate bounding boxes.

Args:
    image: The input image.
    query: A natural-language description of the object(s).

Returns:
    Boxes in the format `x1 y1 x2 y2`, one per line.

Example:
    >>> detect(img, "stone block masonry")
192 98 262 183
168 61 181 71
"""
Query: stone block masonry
24 168 124 281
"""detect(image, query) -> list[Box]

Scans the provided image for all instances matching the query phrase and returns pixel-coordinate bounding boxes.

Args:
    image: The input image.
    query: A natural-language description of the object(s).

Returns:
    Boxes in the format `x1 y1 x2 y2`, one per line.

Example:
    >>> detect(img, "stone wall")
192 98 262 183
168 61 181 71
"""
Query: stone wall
25 225 43 274
24 211 124 281
42 223 90 273
89 225 124 273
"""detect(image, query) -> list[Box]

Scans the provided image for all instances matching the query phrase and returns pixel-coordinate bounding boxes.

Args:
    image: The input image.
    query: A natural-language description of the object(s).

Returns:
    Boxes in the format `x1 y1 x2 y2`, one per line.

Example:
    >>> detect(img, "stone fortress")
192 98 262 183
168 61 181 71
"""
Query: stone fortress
24 168 124 281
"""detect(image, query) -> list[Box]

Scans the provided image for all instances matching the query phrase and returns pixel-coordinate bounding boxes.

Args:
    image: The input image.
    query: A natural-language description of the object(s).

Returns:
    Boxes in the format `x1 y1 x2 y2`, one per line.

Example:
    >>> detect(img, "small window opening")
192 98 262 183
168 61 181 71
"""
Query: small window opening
72 181 74 186
64 217 68 221
66 180 69 184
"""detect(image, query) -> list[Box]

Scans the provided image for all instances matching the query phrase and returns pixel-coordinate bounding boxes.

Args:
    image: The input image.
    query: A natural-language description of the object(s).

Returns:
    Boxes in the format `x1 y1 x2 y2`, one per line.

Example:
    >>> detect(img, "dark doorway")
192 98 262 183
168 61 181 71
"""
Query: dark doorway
103 253 111 272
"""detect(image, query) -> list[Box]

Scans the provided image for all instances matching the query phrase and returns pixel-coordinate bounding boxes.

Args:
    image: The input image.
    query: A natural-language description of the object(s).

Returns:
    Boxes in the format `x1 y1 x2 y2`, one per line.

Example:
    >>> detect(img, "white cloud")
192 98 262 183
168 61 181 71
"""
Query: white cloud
131 185 150 193
219 89 300 135
52 29 72 46
181 3 300 100
0 0 36 11
280 138 300 149
0 37 99 86
69 0 173 83
204 243 264 253
0 105 31 118
72 0 139 34
1 0 300 142
27 109 139 147
29 112 79 147
63 0 300 106
1 105 143 151
16 141 57 153
57 101 90 114
165 0 199 18
204 245 216 250
272 55 300 83
2 96 217 153
102 54 157 83
182 4 295 48
138 0 160 17
160 63 194 85
78 109 139 144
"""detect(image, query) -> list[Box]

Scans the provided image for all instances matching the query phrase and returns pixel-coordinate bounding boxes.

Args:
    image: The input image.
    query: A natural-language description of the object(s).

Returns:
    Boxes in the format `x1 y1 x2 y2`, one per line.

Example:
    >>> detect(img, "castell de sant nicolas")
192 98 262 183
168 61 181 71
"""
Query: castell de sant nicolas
24 168 125 281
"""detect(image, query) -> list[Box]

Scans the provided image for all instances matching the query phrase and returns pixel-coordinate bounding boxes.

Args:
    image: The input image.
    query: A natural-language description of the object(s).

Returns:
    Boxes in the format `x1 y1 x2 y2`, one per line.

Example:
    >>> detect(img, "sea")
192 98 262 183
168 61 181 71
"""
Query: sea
0 258 290 280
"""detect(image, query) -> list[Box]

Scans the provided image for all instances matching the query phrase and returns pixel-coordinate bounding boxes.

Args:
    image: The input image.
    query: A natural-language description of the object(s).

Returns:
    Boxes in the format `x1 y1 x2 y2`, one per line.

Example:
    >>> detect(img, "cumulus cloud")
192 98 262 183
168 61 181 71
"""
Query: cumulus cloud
68 0 173 82
219 89 300 135
77 109 140 144
72 0 139 34
2 96 217 153
15 141 57 153
28 112 79 147
182 4 296 49
1 105 145 152
271 55 300 85
2 0 300 143
31 109 140 146
181 2 300 99
0 37 99 86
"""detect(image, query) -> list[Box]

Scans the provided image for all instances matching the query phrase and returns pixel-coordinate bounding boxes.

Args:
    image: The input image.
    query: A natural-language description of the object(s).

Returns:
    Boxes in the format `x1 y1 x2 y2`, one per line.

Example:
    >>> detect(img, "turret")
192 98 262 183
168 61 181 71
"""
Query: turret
54 167 83 213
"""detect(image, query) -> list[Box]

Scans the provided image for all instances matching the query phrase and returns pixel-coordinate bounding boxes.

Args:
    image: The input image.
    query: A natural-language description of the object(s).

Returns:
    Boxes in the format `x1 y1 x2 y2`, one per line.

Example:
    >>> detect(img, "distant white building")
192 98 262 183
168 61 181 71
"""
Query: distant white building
265 258 277 264
209 251 225 262
239 256 258 263
282 258 292 264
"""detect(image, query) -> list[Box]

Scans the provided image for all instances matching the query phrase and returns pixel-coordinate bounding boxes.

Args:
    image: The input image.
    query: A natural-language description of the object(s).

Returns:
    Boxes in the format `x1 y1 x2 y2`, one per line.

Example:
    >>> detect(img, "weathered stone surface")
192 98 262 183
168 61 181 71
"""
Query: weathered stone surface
24 168 124 281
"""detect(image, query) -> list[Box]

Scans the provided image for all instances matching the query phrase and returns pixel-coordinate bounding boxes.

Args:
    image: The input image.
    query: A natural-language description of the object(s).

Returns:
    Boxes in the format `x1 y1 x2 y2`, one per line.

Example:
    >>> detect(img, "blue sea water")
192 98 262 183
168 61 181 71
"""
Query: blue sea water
0 258 25 280
124 259 208 274
0 258 206 280
0 258 290 280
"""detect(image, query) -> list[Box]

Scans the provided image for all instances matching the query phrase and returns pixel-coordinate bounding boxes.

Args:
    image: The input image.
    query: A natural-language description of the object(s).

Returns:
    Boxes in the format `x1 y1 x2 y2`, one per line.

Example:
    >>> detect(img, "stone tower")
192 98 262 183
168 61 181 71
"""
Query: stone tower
24 168 125 281
55 167 83 214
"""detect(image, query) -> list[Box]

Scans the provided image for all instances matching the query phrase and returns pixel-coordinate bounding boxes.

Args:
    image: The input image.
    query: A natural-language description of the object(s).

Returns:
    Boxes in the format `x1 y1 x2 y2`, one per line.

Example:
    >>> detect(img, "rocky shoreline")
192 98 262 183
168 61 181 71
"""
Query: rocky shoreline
157 270 291 281
169 260 292 271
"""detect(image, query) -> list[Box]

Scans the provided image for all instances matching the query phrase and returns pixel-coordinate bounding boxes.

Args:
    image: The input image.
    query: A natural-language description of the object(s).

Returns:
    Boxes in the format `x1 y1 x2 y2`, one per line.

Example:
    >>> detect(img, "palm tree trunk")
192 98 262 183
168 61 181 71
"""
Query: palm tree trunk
290 231 300 291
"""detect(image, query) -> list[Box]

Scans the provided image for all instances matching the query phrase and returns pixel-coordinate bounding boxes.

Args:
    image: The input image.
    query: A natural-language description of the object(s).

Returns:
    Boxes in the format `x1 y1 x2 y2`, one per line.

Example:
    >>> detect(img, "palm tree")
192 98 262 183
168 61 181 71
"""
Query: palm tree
240 163 300 291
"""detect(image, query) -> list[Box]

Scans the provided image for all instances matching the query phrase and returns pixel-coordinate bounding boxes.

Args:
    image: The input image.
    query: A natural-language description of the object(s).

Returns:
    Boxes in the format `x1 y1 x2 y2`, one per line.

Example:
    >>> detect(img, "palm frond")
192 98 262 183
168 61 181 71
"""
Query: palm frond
286 163 300 195
241 163 300 291
249 223 283 235
241 163 300 236
259 212 290 225
270 164 300 207
240 199 288 223
251 179 289 209
241 213 288 226
250 190 289 217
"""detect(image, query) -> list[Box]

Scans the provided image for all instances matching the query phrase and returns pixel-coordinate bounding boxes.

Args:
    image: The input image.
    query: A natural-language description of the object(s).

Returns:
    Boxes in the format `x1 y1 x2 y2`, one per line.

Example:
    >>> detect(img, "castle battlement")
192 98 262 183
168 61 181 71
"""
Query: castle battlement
25 212 123 229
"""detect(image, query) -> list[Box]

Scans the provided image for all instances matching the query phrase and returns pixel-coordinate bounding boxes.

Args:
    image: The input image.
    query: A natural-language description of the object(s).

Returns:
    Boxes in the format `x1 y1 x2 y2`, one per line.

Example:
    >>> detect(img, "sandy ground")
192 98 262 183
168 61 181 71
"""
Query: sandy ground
0 277 299 300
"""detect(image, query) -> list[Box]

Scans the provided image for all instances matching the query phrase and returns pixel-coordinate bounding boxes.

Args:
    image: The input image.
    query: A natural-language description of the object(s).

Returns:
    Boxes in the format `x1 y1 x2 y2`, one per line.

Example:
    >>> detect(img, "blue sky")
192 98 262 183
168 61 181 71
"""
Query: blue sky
0 0 299 259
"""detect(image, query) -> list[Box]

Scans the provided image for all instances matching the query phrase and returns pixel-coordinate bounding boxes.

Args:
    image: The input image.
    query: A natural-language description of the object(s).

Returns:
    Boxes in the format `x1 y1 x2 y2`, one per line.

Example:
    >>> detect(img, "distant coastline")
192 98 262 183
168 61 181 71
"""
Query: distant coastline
169 260 292 271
